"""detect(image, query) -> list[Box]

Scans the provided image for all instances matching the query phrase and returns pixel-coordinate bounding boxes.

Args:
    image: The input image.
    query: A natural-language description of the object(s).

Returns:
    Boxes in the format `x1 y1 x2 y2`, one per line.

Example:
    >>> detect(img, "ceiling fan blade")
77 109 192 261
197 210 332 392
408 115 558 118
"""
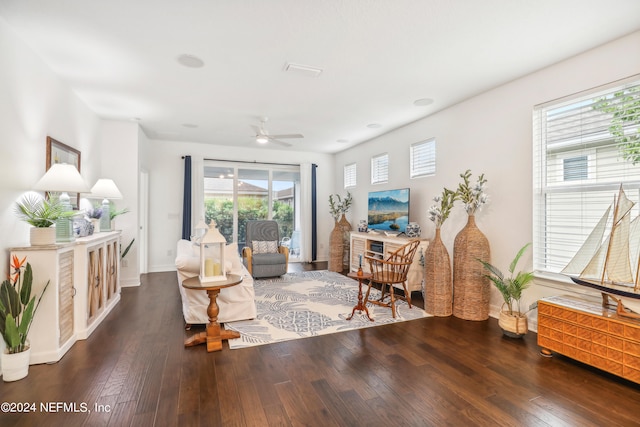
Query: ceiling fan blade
269 138 292 147
270 133 304 139
250 125 262 135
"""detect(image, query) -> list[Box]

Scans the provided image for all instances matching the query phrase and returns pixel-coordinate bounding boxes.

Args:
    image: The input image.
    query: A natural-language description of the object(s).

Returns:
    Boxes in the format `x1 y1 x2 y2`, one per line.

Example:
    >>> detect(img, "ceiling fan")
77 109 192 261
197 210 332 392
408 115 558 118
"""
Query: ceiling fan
251 117 303 147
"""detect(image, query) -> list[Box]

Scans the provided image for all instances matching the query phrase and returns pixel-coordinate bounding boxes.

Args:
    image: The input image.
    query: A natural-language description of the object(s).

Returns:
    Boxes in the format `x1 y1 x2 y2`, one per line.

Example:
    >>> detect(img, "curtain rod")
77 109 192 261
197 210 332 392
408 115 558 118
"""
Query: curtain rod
181 156 302 167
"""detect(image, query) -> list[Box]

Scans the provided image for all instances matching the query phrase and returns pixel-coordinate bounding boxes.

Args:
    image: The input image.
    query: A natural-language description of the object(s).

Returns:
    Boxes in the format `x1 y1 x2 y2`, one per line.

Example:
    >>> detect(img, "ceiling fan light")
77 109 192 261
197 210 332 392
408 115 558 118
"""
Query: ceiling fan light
256 136 268 144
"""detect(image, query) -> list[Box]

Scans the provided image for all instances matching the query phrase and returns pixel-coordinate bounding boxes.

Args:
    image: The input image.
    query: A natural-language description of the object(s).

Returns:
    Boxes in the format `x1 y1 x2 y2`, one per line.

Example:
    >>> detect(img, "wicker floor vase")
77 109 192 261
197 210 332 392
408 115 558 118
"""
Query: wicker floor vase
339 214 352 270
329 220 344 272
424 228 452 316
453 214 491 321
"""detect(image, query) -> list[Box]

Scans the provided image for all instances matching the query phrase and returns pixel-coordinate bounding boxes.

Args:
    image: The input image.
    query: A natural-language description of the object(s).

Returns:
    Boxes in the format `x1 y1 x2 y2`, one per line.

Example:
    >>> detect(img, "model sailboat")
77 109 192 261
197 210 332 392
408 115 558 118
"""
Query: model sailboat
562 185 640 317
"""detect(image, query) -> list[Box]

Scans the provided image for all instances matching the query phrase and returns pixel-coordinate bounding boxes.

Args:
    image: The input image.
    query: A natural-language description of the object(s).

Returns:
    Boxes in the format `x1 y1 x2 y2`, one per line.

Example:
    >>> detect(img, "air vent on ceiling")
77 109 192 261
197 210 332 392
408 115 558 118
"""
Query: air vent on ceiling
284 62 323 78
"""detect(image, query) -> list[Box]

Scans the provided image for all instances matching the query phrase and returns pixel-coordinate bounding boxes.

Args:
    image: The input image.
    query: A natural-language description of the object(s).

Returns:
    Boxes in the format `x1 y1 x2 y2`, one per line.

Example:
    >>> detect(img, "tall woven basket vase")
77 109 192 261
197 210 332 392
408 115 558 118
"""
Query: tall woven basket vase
329 220 344 272
453 214 491 320
339 214 352 270
424 228 452 316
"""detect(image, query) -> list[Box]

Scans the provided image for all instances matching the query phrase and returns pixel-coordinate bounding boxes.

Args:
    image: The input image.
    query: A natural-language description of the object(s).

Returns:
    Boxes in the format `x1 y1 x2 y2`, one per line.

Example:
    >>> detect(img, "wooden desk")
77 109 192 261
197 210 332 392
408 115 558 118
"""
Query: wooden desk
182 274 243 352
347 271 374 321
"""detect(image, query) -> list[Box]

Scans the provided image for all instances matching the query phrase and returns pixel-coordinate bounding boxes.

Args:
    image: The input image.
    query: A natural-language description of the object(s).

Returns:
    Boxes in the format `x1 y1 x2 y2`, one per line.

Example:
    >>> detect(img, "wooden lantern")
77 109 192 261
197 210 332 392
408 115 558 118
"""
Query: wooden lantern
199 220 226 283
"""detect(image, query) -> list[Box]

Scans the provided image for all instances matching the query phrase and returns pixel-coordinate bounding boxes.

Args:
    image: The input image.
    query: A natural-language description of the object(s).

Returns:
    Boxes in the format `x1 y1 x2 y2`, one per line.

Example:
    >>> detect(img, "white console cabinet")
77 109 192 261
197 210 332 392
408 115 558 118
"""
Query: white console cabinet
10 231 121 364
349 231 429 293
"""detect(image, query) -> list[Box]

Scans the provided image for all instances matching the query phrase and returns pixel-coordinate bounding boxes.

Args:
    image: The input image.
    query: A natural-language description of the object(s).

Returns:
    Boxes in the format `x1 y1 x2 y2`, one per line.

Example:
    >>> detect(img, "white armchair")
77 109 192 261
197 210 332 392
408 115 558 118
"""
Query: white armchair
175 239 256 327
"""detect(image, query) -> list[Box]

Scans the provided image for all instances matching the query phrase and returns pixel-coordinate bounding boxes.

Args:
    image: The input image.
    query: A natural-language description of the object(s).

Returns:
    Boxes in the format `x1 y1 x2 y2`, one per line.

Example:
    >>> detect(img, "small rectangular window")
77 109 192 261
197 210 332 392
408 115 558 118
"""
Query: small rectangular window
344 163 356 188
562 155 588 181
371 153 388 184
410 138 436 178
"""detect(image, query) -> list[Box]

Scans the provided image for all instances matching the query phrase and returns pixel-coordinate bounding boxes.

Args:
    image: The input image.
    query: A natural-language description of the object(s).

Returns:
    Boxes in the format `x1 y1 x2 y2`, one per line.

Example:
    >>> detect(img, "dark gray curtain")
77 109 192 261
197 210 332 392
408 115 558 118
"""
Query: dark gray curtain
181 155 192 240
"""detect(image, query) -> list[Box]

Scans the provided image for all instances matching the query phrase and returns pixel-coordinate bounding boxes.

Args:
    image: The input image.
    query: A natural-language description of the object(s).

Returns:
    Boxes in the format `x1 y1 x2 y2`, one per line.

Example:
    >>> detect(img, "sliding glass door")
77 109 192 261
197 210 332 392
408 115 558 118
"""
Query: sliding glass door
203 161 301 260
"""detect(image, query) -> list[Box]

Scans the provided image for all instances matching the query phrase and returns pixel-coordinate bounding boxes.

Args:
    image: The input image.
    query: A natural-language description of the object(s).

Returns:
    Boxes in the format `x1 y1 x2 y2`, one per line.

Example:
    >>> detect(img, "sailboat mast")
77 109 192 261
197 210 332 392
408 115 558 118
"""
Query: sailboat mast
601 187 622 284
635 251 640 292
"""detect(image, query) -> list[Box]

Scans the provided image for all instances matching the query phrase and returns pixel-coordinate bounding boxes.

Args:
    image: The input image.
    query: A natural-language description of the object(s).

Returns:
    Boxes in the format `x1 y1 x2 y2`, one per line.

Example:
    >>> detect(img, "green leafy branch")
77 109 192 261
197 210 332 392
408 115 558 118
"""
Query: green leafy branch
592 86 640 164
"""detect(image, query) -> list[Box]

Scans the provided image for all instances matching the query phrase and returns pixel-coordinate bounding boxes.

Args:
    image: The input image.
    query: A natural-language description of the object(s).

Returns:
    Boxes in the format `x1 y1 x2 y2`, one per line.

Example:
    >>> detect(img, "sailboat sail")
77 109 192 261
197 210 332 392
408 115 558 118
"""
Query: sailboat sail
561 205 610 275
581 235 609 280
608 212 633 282
602 186 634 284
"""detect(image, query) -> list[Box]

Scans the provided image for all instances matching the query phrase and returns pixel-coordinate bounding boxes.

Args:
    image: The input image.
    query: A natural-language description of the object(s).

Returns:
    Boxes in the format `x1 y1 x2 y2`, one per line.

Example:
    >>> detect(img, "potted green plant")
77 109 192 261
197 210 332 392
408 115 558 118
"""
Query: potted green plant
478 243 534 338
14 194 72 245
109 205 129 230
0 256 49 381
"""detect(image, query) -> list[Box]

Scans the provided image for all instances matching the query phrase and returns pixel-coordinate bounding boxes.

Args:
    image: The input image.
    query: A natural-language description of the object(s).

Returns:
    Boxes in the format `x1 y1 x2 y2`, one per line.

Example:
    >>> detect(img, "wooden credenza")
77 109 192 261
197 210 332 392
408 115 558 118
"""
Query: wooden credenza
538 295 640 384
10 231 121 364
349 231 429 293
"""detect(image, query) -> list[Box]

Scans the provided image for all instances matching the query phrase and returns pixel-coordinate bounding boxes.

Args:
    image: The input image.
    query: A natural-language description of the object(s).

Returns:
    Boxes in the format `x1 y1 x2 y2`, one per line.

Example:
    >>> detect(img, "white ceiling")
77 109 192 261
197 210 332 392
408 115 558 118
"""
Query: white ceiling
2 0 640 154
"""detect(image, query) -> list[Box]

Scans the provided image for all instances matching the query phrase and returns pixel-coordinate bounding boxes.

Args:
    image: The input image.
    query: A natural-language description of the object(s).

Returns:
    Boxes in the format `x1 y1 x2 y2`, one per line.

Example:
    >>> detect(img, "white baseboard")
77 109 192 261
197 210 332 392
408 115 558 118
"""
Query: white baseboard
148 264 177 273
121 278 141 287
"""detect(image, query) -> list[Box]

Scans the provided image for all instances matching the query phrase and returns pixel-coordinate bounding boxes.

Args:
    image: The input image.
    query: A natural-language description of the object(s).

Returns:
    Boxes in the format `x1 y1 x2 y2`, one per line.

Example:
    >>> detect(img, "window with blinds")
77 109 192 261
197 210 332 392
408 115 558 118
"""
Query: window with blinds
371 153 388 184
533 76 640 278
410 138 436 178
344 162 356 188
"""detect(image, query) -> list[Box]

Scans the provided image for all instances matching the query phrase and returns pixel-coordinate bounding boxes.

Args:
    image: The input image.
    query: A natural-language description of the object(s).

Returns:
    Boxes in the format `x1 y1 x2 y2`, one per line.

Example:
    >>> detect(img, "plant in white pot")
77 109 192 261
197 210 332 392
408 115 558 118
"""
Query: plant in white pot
0 256 49 381
14 194 71 245
479 243 534 338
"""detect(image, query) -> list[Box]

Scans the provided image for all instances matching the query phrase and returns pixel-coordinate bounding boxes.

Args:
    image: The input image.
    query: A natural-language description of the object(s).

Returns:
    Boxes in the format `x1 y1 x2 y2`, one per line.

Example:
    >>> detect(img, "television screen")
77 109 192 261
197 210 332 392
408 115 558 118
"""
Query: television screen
367 188 410 234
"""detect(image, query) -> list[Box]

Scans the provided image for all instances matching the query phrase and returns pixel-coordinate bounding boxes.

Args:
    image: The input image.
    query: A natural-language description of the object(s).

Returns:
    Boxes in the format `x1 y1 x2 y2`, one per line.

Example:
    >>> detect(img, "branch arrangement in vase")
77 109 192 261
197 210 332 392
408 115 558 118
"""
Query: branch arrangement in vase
328 192 352 221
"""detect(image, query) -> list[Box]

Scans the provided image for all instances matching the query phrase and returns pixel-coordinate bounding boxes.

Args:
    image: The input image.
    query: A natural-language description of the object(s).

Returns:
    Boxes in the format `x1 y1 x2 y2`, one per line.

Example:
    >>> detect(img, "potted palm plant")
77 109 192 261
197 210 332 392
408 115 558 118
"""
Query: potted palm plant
479 243 534 338
14 194 71 245
0 256 49 381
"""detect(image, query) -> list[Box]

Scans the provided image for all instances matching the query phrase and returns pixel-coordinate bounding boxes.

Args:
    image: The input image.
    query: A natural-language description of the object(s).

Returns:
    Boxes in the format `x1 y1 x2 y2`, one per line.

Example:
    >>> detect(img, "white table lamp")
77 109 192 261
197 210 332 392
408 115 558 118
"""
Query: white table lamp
90 179 123 232
33 163 90 242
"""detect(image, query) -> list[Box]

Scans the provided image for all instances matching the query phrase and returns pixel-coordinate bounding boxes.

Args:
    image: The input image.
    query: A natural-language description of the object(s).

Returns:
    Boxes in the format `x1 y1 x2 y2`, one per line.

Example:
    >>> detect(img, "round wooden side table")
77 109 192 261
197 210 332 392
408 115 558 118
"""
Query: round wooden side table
347 271 374 321
182 273 243 352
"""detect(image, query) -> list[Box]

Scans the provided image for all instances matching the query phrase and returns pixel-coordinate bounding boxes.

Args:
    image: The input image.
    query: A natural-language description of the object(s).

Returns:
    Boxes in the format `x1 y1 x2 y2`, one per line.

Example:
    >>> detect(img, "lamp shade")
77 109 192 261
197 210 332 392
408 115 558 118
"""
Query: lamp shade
90 179 123 199
33 163 90 193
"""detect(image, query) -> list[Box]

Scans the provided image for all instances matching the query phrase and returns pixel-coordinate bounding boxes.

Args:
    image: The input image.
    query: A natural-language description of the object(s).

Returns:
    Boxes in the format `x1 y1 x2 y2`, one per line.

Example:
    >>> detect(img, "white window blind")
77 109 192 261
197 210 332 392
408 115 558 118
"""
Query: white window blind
533 76 640 278
371 153 388 184
344 162 356 188
410 138 436 178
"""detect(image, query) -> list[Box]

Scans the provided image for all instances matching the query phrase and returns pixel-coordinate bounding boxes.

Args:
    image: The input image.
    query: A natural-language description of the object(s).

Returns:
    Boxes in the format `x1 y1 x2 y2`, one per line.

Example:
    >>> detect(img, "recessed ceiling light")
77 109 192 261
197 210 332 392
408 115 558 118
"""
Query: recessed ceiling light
177 54 205 68
367 123 382 129
182 123 198 128
414 98 434 106
336 139 349 143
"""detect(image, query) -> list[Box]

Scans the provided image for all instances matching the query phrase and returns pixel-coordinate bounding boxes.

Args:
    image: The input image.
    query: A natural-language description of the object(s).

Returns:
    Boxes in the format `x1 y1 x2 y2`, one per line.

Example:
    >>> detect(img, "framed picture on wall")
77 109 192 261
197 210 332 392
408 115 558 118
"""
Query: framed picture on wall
46 136 82 209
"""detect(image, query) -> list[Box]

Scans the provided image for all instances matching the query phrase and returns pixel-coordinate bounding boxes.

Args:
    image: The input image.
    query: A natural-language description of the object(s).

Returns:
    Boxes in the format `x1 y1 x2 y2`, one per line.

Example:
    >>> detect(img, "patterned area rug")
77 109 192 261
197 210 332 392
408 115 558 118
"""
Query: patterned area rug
225 270 430 349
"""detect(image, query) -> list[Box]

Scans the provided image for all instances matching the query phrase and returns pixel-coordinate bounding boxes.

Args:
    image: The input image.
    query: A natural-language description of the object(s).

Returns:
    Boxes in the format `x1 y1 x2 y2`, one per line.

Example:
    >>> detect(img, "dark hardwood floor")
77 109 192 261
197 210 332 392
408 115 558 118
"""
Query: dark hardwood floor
2 262 640 426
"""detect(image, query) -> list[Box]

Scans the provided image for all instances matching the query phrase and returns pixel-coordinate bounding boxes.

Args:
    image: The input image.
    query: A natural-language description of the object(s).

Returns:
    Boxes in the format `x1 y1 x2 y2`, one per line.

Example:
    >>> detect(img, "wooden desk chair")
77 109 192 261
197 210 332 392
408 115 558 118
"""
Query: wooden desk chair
363 239 420 318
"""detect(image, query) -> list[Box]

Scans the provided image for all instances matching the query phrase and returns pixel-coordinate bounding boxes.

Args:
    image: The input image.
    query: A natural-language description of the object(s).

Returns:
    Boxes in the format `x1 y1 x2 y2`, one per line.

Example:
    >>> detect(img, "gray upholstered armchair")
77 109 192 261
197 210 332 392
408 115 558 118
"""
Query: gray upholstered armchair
242 220 289 278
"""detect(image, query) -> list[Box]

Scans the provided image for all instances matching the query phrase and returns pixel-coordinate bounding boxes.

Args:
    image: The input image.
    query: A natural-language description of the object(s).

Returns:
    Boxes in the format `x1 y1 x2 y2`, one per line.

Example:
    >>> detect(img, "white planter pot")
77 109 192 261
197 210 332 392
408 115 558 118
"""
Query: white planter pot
30 227 56 246
1 345 31 382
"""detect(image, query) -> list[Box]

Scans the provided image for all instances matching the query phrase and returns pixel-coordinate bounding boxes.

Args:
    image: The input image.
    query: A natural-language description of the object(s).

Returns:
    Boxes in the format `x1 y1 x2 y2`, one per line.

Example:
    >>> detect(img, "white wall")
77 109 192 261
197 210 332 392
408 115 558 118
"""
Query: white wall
0 17 102 279
145 140 335 272
100 120 141 286
334 30 640 326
